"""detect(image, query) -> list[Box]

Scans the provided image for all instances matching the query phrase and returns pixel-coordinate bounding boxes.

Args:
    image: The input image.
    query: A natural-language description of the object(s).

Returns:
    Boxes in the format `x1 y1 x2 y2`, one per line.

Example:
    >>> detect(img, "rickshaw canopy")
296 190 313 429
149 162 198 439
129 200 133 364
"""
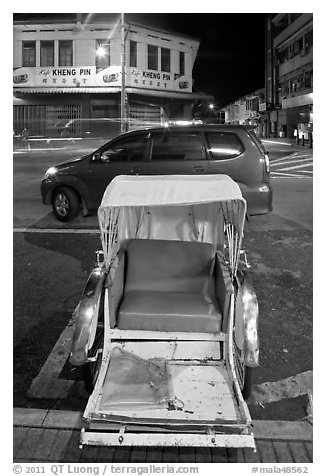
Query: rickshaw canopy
98 174 245 208
98 175 247 276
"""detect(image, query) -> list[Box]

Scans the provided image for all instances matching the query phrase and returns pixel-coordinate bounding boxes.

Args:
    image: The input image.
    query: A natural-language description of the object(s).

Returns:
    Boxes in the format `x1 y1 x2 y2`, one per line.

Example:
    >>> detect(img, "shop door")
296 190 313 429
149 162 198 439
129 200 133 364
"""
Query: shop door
46 104 81 137
128 103 163 130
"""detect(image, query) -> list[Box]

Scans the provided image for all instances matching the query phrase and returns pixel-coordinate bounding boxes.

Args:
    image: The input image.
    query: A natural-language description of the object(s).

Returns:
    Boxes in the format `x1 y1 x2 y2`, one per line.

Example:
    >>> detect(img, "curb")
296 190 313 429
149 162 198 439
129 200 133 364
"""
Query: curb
13 408 313 442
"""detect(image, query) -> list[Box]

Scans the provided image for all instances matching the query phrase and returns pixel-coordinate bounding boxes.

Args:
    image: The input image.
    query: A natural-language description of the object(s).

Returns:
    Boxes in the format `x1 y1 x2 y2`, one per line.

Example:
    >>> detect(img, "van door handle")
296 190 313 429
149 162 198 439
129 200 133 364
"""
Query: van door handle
193 166 204 173
131 167 141 175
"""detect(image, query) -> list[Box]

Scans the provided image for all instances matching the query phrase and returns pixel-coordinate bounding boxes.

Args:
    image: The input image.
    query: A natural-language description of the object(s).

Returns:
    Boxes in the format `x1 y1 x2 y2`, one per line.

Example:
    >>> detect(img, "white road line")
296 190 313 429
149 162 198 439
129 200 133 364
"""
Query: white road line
269 154 297 163
271 157 313 166
279 163 313 172
271 172 311 178
27 322 75 399
13 227 99 234
251 370 313 405
262 140 293 146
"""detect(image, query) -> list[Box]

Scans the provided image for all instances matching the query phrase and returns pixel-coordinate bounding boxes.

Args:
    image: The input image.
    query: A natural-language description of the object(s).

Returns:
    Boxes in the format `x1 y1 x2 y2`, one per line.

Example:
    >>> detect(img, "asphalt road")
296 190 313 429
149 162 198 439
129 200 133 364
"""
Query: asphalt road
12 139 313 421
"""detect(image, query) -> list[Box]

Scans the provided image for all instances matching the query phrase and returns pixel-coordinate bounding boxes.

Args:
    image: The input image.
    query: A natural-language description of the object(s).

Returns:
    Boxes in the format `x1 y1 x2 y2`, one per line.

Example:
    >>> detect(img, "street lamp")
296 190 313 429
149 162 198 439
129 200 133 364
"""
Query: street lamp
96 45 108 58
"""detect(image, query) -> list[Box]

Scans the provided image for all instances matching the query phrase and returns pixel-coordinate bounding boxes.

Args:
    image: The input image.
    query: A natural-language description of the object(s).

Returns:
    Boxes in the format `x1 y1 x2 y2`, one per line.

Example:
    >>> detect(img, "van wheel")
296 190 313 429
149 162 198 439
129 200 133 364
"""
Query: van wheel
52 187 80 221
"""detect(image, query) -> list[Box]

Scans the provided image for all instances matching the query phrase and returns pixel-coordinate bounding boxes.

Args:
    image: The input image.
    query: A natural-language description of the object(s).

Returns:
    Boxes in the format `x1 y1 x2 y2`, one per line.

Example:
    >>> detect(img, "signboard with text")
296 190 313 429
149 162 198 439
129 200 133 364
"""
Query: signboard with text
13 66 192 93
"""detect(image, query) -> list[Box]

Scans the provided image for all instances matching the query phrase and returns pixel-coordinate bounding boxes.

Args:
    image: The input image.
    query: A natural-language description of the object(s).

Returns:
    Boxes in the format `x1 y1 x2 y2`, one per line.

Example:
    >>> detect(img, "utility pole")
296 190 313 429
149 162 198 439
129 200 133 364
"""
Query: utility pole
120 13 126 133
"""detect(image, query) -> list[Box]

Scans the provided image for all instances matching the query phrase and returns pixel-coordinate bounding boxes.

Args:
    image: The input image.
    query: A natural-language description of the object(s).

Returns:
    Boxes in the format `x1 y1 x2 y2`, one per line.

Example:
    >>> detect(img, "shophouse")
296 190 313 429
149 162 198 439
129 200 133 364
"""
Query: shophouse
223 88 265 137
13 14 209 138
262 13 313 141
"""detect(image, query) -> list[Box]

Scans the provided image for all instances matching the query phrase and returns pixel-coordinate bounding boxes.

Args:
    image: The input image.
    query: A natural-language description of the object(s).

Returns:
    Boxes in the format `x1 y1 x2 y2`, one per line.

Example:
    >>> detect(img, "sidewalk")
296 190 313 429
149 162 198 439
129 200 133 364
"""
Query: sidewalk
13 408 313 464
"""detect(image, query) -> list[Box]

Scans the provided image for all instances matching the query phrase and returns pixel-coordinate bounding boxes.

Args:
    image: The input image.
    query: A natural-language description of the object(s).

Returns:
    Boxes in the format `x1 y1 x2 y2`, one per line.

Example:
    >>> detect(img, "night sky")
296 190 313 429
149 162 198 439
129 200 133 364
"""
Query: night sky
14 12 269 107
126 13 269 107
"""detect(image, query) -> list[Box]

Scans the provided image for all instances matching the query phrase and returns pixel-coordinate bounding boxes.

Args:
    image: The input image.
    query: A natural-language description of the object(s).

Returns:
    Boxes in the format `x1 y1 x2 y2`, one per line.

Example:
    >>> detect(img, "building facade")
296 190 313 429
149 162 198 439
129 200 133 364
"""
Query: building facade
13 14 209 138
262 13 313 141
223 89 265 137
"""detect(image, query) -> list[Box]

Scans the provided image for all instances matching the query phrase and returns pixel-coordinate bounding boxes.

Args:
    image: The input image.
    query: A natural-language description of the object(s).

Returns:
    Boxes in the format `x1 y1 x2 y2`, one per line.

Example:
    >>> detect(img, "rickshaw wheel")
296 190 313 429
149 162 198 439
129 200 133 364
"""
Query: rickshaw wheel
83 326 104 394
83 291 105 394
241 366 253 400
233 342 253 400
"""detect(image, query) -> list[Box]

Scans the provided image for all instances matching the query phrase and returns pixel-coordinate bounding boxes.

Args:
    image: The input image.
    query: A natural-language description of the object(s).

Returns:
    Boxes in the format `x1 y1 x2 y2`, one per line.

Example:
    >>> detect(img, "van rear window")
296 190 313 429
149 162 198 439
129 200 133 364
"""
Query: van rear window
205 132 244 159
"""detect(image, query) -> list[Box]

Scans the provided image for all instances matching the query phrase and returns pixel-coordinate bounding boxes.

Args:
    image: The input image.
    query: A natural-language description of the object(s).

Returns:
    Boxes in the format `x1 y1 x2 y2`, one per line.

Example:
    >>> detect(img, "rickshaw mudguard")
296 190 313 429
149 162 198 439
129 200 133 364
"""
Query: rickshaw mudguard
234 270 259 367
69 267 106 367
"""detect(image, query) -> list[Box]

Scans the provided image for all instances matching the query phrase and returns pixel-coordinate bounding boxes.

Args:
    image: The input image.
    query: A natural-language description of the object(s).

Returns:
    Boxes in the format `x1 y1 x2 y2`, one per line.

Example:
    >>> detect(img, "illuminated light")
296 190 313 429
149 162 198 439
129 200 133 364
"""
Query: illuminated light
44 167 58 179
165 120 204 127
96 46 108 57
264 153 270 173
209 103 215 110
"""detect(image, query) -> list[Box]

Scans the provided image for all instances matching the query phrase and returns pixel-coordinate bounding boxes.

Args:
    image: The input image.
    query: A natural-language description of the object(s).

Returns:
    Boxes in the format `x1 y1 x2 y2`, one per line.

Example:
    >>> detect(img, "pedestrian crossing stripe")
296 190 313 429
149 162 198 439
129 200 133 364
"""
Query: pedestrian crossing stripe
270 157 313 166
277 163 313 172
271 172 312 178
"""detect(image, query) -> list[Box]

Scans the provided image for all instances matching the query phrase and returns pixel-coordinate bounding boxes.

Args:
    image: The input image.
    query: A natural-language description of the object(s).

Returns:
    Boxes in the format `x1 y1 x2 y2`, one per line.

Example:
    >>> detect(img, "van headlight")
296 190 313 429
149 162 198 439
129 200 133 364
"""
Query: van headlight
44 167 58 180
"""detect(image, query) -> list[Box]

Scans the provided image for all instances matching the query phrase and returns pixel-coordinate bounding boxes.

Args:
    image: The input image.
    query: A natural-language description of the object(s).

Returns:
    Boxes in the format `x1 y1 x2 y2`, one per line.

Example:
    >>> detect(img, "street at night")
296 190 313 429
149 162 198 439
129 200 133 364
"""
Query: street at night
13 139 313 419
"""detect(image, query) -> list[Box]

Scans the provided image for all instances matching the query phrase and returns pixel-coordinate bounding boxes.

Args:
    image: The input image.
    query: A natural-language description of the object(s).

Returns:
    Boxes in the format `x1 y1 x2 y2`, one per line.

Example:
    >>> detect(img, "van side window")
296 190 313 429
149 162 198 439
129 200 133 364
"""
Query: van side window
101 134 147 162
205 132 244 160
151 133 206 161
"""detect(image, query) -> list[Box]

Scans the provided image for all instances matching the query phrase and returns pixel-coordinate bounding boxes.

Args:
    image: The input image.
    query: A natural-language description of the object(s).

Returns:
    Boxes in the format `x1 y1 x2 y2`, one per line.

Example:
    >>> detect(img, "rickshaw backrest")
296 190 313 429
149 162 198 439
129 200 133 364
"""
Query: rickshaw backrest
123 239 216 295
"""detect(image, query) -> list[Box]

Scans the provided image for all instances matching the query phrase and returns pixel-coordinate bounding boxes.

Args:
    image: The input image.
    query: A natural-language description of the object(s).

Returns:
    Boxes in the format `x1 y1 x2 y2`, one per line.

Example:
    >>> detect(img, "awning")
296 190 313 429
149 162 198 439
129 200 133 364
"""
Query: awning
14 86 213 101
14 87 120 94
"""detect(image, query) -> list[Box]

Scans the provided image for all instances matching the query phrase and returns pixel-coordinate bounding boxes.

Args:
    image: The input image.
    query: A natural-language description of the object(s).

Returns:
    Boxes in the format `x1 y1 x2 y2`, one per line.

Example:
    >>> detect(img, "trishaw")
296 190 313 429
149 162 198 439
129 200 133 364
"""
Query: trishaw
70 174 259 450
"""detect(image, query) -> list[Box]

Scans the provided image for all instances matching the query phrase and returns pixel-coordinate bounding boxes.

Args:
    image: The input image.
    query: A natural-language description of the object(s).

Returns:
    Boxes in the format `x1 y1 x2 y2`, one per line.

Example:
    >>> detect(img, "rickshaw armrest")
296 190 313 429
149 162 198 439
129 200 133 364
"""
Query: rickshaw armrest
69 267 106 366
215 250 234 334
108 249 125 328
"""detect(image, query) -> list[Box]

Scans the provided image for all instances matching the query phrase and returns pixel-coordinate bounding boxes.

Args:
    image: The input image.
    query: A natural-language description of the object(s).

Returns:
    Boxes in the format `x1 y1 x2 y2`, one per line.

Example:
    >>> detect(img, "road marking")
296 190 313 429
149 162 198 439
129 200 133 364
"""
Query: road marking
271 157 313 166
269 153 298 163
262 140 293 146
251 370 313 405
271 171 312 178
27 322 75 399
13 228 99 234
279 163 313 172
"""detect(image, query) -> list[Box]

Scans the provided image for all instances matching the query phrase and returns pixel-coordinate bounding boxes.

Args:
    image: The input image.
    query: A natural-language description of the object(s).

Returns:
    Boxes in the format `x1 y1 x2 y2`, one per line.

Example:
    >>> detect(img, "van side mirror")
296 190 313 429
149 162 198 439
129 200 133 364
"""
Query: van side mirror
92 152 102 162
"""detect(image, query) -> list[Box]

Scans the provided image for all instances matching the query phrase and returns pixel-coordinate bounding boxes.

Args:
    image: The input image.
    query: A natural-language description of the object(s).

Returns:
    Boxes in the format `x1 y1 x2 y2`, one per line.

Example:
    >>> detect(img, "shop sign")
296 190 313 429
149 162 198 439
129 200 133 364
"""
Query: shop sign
13 66 192 92
13 66 192 93
13 66 123 88
126 67 191 92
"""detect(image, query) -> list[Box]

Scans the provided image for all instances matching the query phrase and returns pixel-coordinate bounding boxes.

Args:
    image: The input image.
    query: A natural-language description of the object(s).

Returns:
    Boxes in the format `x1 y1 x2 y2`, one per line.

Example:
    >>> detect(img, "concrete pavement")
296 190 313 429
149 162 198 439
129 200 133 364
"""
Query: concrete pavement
13 408 313 463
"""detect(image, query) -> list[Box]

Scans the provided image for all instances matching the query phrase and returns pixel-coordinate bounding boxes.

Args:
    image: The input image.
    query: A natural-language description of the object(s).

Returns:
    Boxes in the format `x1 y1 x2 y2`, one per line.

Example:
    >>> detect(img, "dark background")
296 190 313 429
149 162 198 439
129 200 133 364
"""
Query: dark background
134 13 269 106
14 12 269 106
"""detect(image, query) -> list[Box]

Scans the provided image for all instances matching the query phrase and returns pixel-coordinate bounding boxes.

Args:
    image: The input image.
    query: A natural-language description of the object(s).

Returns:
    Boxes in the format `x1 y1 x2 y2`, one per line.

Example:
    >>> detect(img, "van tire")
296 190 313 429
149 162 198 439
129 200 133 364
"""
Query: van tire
52 187 80 221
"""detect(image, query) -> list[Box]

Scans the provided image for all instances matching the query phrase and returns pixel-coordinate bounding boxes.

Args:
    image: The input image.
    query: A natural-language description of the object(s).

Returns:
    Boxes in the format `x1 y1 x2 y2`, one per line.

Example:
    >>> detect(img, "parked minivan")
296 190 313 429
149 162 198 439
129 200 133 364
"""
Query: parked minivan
41 123 272 221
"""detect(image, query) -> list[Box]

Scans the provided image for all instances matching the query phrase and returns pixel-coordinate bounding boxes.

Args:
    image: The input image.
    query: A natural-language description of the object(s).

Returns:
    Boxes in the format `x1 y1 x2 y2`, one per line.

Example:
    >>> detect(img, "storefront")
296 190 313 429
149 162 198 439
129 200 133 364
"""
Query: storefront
13 65 204 138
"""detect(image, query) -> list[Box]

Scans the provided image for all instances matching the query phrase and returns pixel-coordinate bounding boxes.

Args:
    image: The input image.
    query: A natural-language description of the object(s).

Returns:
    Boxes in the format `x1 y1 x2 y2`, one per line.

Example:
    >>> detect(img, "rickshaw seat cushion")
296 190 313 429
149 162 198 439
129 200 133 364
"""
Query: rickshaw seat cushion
118 291 222 333
117 239 222 333
124 239 216 295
